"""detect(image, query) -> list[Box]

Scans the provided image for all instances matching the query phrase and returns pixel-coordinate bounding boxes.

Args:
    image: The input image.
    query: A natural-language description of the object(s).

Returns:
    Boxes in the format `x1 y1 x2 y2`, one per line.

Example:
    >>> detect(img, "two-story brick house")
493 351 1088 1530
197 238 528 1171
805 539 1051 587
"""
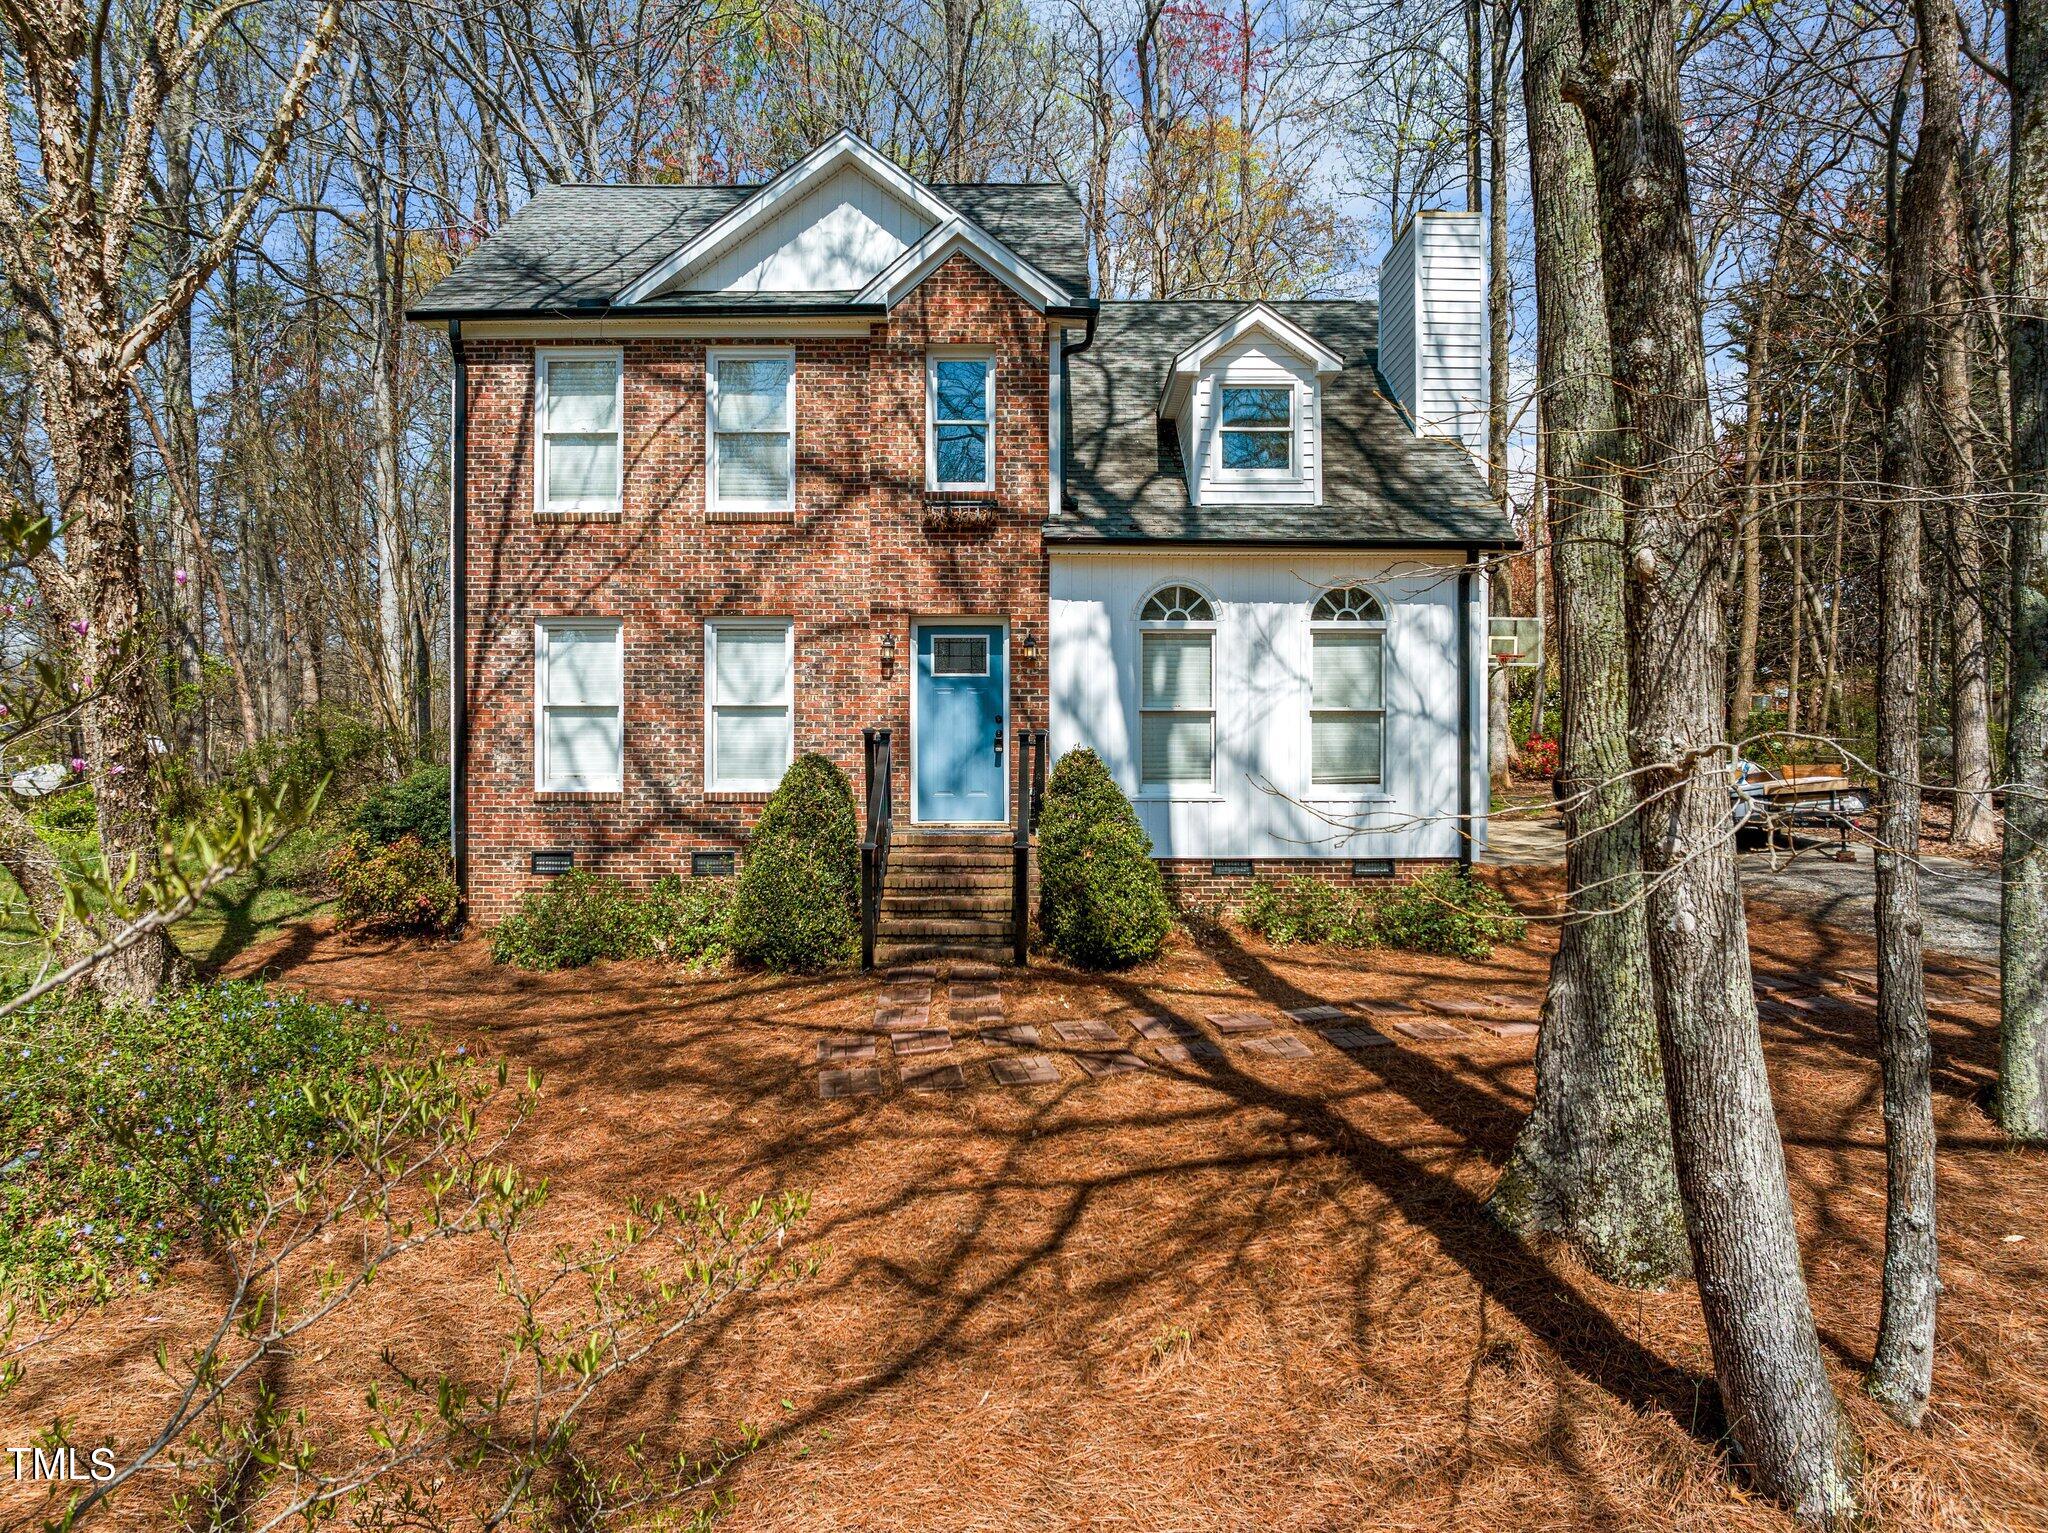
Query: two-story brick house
409 132 1513 960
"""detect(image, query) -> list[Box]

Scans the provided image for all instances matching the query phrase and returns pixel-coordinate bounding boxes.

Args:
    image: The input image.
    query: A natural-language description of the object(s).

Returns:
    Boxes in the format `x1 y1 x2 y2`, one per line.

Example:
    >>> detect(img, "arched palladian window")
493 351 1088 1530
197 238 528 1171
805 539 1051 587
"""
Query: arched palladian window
1310 586 1386 786
1138 585 1216 788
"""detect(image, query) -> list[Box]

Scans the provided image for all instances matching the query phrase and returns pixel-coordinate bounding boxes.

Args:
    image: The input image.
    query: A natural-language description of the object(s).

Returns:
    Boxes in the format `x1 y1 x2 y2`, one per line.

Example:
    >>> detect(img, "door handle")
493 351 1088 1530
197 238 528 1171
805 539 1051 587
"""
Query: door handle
993 714 1005 759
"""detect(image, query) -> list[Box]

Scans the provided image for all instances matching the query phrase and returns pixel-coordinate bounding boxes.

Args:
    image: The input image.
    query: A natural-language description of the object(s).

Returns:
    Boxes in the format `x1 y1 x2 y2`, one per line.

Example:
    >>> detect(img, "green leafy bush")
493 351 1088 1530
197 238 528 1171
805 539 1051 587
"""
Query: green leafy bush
727 753 859 972
1237 869 1527 959
490 871 731 971
1036 748 1171 968
350 763 451 847
0 982 396 1299
328 832 461 935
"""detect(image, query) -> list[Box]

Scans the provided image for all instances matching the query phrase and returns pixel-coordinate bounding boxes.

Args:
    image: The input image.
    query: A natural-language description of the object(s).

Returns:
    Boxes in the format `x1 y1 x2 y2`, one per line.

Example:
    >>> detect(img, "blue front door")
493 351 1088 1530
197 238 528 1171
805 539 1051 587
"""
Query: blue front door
915 624 1007 823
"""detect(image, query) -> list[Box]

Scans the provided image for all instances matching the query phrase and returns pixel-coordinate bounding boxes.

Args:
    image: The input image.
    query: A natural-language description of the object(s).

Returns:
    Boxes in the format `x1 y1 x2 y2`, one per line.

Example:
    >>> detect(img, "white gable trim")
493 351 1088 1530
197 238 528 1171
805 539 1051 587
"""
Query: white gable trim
1159 303 1344 418
619 132 965 305
852 218 1069 313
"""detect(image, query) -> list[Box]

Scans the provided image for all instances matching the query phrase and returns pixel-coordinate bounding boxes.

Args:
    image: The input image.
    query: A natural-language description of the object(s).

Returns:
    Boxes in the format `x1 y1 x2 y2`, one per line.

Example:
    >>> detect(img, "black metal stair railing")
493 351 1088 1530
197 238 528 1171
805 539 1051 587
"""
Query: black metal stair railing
1012 729 1047 965
860 728 893 971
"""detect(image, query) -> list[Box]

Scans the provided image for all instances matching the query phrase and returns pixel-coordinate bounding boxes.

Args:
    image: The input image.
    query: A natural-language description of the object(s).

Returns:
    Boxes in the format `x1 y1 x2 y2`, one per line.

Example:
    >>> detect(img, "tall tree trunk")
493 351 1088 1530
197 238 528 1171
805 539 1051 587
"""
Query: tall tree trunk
1486 0 1516 792
1943 213 1995 848
2003 0 2048 1141
1466 0 1484 211
1488 0 1687 1288
1867 0 1955 1426
1822 371 1852 734
1732 190 1799 732
1568 0 1863 1515
1787 397 1808 736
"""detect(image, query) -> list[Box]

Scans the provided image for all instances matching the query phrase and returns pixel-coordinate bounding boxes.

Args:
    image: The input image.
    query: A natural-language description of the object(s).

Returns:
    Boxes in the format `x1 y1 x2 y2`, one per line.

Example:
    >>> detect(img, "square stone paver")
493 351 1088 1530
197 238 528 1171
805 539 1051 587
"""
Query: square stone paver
1476 1019 1540 1039
1054 1019 1121 1044
1154 1038 1223 1064
884 966 937 983
989 1054 1062 1087
1321 1026 1392 1050
892 1027 953 1056
1132 1015 1195 1041
981 1023 1041 1047
1355 998 1430 1020
1427 996 1504 1018
1075 1049 1152 1077
1241 1033 1314 1060
1393 1019 1467 1042
818 1066 883 1099
1285 1004 1350 1025
1207 1011 1274 1035
950 983 1003 1024
874 1002 933 1032
901 1060 969 1091
818 1036 877 1065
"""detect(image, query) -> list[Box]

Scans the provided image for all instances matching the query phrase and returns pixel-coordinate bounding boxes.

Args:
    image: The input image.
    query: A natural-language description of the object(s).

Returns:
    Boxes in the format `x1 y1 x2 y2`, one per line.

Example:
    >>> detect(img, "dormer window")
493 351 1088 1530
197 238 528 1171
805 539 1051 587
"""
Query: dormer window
1218 386 1294 474
1157 303 1342 510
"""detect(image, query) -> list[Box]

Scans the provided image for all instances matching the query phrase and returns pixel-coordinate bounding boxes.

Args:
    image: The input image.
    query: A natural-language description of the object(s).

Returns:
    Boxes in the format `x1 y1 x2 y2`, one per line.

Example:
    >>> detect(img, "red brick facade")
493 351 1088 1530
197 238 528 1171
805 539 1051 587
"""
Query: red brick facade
1155 857 1463 914
460 256 1053 920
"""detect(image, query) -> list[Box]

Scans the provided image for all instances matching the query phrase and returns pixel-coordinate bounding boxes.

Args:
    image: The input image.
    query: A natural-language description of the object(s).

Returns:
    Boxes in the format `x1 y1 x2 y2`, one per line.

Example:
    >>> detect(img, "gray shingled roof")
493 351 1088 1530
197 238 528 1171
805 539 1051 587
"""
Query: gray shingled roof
1053 301 1514 548
409 181 1089 316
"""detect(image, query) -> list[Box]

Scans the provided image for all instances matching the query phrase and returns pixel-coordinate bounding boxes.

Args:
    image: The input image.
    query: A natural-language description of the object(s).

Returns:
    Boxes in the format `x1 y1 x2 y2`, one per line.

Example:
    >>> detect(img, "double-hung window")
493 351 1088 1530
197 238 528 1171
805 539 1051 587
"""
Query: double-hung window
1217 384 1293 473
1310 587 1386 787
1139 584 1216 790
536 621 623 792
707 622 793 791
927 354 994 490
536 349 623 514
707 348 795 514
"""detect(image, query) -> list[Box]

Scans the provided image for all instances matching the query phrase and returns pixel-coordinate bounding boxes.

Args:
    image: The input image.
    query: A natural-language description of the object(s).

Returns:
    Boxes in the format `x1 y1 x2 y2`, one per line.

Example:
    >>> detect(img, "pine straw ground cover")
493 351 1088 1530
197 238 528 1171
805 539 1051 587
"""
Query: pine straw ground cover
4 875 2045 1532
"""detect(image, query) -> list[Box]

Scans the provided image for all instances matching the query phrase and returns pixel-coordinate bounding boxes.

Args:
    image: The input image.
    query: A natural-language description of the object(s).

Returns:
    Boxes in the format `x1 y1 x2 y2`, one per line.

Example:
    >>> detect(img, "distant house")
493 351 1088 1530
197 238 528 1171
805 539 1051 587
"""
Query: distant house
408 132 1511 960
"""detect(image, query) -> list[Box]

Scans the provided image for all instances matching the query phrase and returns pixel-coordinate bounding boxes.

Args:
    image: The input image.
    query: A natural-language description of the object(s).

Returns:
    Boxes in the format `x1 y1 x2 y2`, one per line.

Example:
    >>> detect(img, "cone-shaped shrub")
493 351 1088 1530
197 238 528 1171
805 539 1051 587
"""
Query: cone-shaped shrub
728 751 860 971
1036 747 1171 968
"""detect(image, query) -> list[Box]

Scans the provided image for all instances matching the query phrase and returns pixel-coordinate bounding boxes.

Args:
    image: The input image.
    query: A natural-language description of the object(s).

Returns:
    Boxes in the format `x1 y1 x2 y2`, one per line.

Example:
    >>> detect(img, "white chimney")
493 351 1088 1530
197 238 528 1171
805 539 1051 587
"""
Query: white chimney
1375 211 1487 456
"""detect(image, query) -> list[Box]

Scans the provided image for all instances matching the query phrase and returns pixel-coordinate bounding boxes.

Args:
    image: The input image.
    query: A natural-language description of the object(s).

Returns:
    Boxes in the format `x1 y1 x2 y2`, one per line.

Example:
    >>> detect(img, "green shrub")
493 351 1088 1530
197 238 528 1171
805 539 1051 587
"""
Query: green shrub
350 764 451 847
1236 876 1368 946
1036 748 1171 968
327 832 461 935
1237 869 1527 959
639 874 734 966
1370 869 1527 958
489 871 732 971
727 753 859 972
0 982 396 1300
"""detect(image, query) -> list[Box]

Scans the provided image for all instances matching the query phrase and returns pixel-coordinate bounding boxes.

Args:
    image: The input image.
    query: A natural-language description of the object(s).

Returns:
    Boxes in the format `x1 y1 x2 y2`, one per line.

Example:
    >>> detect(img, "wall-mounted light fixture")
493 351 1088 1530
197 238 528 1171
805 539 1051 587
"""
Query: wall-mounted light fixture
879 629 898 673
1022 632 1040 663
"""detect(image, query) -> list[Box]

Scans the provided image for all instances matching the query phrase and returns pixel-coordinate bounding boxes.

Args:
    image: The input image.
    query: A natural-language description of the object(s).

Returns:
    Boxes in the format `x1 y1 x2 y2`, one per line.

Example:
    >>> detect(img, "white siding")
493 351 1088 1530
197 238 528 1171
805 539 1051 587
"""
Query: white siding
1378 212 1486 456
1186 339 1321 507
682 166 934 293
1049 550 1487 862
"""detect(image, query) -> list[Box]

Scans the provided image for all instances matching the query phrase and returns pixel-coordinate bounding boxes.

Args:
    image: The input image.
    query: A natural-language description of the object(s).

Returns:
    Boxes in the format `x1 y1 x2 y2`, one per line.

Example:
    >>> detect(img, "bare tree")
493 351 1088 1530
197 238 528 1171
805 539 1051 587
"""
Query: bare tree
1487 0 1686 1289
2004 0 2048 1141
1567 0 1862 1514
0 0 345 1000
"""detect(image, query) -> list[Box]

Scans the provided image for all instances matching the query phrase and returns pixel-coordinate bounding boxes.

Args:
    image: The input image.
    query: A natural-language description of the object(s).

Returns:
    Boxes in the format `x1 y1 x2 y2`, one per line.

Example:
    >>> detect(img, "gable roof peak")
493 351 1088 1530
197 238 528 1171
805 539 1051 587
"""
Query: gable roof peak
1159 302 1346 416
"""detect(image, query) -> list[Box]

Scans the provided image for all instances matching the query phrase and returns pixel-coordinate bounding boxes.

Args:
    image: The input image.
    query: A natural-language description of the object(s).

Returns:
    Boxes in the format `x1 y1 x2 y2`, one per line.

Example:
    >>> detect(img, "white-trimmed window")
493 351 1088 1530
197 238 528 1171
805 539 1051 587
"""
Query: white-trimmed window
1139 584 1215 790
535 620 623 792
1310 586 1386 786
707 621 793 790
535 349 623 515
1217 384 1293 474
707 347 795 514
927 353 995 490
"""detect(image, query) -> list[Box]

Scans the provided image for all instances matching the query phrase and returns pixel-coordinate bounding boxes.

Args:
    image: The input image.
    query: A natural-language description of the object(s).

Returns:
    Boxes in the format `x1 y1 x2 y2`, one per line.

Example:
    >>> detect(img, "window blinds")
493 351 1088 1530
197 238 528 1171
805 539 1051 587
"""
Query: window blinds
714 356 793 506
543 357 620 510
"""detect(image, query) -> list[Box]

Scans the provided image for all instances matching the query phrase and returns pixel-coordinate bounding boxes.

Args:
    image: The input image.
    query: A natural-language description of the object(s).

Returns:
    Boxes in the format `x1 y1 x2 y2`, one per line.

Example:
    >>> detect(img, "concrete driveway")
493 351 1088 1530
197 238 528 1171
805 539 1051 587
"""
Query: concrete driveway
1482 812 2002 960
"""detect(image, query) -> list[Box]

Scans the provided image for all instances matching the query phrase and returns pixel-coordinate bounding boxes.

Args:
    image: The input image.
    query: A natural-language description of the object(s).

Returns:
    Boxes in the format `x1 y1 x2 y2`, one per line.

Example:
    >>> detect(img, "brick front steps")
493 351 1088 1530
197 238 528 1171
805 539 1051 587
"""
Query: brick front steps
875 831 1021 966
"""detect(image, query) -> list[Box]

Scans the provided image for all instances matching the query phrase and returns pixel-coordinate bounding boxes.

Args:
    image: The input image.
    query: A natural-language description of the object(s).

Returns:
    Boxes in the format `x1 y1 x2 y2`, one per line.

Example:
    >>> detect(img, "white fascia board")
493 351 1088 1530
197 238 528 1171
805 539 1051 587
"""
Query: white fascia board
1157 303 1346 417
614 130 961 305
854 219 1066 312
